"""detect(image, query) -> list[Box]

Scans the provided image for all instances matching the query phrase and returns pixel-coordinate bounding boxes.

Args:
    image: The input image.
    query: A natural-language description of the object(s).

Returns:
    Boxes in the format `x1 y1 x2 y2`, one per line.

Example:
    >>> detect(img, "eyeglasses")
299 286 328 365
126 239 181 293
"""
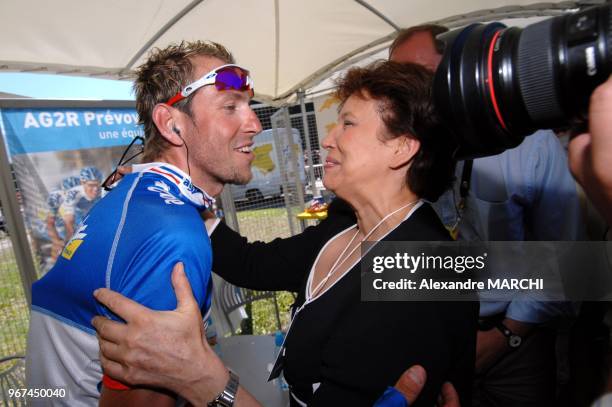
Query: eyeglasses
166 64 254 106
102 136 145 191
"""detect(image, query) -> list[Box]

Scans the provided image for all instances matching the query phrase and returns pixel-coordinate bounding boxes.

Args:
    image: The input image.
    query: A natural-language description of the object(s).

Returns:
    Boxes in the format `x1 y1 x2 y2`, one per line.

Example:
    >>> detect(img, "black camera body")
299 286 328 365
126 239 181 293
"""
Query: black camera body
434 4 612 159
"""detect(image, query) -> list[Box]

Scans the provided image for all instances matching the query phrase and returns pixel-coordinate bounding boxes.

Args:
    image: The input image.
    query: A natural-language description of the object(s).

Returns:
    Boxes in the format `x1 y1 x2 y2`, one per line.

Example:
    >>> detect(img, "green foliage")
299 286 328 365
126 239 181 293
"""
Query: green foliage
233 206 304 334
0 244 29 357
250 291 295 335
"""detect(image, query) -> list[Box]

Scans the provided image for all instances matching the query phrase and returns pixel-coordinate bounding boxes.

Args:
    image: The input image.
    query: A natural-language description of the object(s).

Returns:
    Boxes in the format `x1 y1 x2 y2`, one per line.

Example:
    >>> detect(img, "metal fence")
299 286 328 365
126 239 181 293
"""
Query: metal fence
0 157 35 361
0 230 28 358
221 103 320 242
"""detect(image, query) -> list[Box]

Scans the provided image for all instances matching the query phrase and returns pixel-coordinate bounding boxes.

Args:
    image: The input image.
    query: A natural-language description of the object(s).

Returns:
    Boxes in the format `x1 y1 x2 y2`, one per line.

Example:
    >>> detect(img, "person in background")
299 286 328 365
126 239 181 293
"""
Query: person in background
389 24 585 407
46 175 81 261
568 74 612 407
60 166 103 238
568 75 612 227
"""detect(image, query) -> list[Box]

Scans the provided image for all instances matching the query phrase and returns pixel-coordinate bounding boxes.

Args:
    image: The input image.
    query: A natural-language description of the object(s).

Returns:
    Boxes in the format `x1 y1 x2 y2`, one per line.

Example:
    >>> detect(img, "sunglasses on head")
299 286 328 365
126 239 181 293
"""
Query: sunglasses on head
166 64 254 106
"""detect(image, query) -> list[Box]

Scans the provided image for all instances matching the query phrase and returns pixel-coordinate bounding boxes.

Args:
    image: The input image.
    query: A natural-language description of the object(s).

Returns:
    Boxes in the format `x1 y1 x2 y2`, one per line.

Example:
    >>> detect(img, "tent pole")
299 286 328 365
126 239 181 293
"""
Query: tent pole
297 89 319 198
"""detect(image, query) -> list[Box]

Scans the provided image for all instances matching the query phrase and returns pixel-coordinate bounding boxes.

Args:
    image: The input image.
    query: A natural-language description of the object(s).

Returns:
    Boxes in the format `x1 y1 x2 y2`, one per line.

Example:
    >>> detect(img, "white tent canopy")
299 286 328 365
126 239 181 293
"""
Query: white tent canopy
0 0 601 104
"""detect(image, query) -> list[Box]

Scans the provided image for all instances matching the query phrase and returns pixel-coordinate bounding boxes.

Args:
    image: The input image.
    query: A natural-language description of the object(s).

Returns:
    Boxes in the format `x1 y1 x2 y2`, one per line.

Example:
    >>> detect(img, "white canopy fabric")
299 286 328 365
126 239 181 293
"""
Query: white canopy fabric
0 0 600 104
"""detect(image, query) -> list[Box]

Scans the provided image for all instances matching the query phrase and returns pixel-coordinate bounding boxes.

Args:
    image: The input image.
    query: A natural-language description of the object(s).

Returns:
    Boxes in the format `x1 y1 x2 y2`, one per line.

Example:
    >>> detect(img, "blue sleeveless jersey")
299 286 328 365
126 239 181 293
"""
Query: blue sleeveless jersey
27 163 214 405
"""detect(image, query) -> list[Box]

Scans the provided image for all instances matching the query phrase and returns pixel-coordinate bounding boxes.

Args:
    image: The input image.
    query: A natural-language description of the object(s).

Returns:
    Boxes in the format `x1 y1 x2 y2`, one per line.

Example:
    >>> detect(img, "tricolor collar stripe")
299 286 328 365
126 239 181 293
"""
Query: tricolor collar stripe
132 162 216 210
159 165 184 181
149 167 181 184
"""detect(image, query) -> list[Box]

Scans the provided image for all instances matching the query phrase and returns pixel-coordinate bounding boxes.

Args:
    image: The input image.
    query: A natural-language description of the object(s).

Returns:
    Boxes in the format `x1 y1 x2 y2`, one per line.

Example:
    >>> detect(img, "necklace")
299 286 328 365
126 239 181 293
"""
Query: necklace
309 199 420 299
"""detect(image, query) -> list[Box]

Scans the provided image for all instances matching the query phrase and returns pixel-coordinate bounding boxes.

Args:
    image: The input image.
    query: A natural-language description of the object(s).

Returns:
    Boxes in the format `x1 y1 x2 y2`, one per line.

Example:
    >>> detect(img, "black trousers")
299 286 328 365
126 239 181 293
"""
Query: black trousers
473 327 557 407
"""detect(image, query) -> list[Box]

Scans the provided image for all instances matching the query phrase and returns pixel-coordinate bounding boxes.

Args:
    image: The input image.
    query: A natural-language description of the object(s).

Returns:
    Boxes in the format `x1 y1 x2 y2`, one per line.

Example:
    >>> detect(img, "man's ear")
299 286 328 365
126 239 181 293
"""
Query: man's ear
389 136 420 170
152 103 184 146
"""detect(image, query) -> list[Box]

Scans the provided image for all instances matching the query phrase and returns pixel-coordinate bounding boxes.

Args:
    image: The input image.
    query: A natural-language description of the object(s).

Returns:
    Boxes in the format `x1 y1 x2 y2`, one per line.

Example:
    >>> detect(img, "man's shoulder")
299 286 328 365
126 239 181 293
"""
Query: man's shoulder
130 174 192 208
504 129 561 158
109 175 192 217
127 182 206 238
81 178 198 235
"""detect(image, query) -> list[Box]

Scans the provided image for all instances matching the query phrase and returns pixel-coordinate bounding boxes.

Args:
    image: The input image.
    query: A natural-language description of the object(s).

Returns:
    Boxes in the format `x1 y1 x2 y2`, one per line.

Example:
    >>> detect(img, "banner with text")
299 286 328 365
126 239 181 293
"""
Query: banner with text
1 106 143 275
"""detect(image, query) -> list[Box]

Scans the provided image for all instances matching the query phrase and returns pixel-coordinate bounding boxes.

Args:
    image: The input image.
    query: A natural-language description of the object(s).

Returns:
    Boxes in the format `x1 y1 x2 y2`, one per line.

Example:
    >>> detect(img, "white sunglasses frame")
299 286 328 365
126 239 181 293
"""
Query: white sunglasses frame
176 64 253 101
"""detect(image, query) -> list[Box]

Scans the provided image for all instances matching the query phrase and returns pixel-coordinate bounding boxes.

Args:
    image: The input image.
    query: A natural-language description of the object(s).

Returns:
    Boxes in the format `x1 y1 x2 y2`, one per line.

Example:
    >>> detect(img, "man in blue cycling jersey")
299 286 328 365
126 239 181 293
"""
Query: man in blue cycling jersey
26 40 262 406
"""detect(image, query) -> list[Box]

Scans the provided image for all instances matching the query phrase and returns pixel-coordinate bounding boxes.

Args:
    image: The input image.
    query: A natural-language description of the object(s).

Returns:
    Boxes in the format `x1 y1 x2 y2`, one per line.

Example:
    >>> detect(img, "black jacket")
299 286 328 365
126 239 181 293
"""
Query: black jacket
211 200 477 406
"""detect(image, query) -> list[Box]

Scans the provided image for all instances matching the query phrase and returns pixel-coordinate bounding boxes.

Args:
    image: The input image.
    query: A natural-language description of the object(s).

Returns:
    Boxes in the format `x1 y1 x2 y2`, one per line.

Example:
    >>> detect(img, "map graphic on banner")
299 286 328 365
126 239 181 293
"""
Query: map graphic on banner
313 93 340 165
1 106 143 274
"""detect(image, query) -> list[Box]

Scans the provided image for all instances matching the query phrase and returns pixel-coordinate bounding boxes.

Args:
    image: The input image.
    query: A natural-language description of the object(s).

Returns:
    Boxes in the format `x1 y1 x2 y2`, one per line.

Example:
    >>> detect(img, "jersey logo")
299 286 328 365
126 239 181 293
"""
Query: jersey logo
61 223 88 260
147 181 184 205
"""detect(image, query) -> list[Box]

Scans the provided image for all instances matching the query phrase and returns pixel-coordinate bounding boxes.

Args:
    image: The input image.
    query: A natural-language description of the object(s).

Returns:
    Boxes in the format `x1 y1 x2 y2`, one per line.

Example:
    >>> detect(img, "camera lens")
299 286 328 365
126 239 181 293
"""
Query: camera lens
434 4 612 160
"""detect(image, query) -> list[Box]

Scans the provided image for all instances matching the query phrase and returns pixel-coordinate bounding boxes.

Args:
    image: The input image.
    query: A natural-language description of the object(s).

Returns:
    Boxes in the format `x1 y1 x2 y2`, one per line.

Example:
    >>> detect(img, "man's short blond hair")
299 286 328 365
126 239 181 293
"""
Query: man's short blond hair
133 41 235 162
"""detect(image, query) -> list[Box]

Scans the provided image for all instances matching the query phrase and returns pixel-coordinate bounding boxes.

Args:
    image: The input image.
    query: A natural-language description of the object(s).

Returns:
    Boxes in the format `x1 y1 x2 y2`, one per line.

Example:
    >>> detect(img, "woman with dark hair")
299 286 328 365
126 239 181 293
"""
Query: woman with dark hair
94 61 477 407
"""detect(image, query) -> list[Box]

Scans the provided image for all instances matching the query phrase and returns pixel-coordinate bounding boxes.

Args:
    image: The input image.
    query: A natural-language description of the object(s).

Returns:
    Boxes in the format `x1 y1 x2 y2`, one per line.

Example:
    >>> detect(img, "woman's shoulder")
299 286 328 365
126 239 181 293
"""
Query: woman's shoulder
392 202 452 241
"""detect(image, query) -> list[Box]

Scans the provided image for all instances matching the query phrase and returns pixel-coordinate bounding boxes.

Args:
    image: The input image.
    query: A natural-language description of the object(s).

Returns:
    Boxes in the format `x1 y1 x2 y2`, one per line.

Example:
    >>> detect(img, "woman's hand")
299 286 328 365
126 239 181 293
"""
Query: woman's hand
92 263 228 405
104 165 134 187
114 165 134 180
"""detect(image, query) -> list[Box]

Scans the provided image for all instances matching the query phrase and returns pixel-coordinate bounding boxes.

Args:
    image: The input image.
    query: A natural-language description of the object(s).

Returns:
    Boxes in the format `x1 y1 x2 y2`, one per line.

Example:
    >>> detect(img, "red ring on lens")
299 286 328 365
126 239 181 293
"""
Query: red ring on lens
487 30 507 130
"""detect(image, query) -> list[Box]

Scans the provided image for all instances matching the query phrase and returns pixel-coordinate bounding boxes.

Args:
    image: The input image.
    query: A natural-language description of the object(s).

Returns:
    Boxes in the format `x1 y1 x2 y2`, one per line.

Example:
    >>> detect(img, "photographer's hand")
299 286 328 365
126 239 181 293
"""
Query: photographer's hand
569 75 612 225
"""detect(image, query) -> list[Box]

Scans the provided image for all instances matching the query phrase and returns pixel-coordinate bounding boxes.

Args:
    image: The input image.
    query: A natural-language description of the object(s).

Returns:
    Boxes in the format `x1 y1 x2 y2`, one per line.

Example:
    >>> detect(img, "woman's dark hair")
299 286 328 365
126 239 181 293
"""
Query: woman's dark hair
334 60 457 201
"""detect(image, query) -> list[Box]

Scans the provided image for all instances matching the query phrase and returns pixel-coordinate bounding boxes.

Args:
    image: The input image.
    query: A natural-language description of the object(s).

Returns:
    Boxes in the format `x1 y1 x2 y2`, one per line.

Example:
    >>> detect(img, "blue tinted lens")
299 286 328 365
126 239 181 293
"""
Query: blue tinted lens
215 69 247 91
